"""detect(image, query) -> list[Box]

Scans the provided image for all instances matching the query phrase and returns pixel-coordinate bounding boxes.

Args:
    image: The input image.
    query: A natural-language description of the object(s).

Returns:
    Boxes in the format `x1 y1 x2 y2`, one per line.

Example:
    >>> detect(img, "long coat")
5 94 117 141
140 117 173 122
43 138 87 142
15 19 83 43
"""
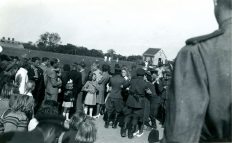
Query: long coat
44 67 61 101
162 18 232 142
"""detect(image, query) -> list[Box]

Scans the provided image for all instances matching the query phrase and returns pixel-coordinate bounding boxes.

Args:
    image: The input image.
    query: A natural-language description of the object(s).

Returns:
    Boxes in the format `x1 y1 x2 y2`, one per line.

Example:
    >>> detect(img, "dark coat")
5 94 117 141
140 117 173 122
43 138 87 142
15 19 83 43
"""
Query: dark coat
69 70 82 98
108 74 126 100
162 18 232 142
126 76 148 108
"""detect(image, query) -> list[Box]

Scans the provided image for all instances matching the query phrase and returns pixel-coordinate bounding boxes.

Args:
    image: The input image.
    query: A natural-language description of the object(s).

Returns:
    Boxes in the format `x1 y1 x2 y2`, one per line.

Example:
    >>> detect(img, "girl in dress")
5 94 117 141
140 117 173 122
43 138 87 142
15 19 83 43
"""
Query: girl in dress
62 79 74 120
82 73 99 117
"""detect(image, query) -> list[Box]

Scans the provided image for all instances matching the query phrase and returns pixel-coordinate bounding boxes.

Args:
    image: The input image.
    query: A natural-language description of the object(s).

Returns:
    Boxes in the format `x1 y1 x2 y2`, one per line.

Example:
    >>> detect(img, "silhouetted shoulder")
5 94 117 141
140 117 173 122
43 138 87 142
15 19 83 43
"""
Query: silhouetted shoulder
185 29 224 45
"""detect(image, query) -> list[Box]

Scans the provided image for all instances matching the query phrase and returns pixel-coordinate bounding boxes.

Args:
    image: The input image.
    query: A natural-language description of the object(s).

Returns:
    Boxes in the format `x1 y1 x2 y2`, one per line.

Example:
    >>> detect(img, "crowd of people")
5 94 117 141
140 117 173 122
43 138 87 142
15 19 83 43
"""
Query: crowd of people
0 53 171 142
0 0 231 142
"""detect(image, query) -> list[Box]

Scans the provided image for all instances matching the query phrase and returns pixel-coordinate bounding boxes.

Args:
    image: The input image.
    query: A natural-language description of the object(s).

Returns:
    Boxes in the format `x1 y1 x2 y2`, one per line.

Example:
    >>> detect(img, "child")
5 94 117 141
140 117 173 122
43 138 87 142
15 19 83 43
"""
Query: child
74 117 97 143
59 114 97 143
62 79 74 120
82 73 99 117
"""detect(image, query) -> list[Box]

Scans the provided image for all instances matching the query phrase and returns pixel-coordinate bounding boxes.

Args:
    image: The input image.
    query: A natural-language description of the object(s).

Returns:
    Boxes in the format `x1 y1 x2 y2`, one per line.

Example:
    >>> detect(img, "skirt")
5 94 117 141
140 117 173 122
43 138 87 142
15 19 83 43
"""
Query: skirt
84 92 96 105
62 101 73 108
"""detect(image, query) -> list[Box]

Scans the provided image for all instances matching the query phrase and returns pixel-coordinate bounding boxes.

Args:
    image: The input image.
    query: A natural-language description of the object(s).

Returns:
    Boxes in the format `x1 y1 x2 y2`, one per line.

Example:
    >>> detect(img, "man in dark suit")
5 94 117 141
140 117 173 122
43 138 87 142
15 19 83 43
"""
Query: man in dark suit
69 64 82 116
105 64 127 129
30 57 46 113
162 0 232 142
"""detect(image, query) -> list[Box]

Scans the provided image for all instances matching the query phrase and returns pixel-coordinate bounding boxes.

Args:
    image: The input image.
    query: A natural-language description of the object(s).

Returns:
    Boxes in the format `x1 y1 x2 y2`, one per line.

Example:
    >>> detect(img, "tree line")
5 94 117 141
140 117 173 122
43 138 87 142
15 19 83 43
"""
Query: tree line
23 32 142 62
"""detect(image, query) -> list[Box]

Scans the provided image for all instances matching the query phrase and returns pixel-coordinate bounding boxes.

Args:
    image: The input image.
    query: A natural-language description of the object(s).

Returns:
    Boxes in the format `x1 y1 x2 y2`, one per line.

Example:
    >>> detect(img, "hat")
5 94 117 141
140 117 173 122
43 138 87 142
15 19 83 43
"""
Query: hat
136 68 145 76
148 129 159 143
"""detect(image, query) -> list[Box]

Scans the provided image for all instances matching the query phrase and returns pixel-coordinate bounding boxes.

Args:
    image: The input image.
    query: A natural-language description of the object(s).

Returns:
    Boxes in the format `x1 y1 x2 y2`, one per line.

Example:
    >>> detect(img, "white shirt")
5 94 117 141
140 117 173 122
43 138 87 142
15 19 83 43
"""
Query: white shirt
15 67 28 94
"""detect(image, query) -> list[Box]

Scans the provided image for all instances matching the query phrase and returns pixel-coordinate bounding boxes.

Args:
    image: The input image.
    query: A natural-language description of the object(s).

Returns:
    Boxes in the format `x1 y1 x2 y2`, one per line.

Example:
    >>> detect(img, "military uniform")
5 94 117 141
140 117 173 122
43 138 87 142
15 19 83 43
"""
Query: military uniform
162 18 232 142
121 68 149 138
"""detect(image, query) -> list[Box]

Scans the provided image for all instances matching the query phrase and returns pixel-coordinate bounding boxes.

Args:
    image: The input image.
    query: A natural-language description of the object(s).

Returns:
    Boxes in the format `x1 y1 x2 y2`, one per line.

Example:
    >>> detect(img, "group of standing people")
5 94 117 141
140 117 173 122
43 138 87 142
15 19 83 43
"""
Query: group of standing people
0 53 170 142
0 55 97 143
104 63 169 139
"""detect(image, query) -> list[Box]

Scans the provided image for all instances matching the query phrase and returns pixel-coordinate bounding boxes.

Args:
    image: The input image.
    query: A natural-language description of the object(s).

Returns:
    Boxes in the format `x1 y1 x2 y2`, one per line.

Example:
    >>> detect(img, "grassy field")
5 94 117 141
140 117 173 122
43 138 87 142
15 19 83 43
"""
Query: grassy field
2 47 134 70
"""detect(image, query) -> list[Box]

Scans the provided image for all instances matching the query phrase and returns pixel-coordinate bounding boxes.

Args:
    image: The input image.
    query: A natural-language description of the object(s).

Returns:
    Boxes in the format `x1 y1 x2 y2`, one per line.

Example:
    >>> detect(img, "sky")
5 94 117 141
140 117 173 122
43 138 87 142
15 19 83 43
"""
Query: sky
0 0 218 60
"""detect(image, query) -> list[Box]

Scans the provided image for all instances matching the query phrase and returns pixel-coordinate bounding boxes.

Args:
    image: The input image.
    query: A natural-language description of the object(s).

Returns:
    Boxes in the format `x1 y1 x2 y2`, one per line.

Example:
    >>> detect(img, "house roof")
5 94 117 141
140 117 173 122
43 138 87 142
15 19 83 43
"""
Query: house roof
143 48 161 56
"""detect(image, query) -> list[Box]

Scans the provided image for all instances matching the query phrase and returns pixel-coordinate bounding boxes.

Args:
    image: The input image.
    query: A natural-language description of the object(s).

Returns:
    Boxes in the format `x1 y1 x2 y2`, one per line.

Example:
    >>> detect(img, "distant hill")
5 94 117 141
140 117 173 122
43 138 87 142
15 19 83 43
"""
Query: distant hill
2 47 134 72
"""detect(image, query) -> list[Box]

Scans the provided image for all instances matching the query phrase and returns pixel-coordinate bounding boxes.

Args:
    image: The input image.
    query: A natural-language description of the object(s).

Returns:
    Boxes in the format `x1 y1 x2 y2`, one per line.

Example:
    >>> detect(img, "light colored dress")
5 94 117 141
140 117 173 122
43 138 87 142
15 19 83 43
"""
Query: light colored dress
82 81 98 105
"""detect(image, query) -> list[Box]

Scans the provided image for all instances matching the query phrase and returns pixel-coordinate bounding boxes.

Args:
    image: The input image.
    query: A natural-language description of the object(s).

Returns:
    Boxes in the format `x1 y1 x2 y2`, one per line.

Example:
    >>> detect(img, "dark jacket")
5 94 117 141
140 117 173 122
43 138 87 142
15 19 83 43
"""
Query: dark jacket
146 82 161 104
108 74 126 100
162 18 232 142
126 76 148 108
69 70 82 97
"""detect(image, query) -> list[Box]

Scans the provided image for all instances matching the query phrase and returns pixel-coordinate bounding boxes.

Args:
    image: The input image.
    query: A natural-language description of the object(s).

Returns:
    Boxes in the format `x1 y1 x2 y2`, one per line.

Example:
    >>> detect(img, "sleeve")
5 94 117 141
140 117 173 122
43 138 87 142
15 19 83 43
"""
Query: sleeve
162 45 209 143
3 115 18 132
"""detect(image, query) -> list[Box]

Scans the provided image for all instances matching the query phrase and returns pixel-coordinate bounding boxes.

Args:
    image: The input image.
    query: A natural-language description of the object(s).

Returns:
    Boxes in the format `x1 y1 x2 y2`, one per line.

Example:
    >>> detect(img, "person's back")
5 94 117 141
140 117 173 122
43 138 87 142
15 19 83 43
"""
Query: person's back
109 74 124 99
162 0 232 142
198 17 231 141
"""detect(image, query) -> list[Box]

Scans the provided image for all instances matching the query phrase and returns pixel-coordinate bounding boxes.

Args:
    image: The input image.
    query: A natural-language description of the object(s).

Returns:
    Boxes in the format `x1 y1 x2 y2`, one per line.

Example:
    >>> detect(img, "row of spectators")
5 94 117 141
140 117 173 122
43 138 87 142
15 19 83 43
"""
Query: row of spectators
0 53 172 142
0 54 97 143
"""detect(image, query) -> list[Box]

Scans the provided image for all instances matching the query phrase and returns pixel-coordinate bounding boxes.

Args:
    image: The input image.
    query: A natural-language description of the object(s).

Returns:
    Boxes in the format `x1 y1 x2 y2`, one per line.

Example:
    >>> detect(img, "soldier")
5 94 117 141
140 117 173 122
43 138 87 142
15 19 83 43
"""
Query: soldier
162 0 232 142
121 68 151 138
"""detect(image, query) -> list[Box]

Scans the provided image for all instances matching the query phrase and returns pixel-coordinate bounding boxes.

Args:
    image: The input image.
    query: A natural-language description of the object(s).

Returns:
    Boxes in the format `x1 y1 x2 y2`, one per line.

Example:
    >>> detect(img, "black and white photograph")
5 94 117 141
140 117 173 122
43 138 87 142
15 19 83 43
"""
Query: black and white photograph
0 0 231 142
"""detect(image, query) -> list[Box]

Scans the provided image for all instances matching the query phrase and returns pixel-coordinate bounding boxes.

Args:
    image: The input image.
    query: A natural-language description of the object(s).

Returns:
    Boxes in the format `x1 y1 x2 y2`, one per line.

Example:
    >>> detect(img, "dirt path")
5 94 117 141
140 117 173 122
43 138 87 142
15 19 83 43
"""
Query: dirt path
94 116 164 143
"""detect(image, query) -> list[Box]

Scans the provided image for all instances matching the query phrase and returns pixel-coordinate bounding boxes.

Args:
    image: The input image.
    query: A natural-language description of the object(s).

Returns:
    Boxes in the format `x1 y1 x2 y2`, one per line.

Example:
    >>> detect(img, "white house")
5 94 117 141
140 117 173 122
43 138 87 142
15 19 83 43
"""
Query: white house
0 37 24 49
143 48 167 66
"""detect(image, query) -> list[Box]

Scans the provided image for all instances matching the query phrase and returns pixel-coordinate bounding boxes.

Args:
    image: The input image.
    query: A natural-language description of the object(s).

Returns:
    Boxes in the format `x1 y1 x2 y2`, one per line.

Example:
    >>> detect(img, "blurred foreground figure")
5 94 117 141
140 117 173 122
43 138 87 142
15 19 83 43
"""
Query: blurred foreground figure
162 0 232 142
0 117 65 143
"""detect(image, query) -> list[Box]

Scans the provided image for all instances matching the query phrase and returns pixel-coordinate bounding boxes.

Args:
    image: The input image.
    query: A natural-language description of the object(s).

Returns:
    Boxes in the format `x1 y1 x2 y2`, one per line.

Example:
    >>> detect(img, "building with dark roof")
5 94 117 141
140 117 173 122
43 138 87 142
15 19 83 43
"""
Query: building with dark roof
0 37 24 49
143 48 167 66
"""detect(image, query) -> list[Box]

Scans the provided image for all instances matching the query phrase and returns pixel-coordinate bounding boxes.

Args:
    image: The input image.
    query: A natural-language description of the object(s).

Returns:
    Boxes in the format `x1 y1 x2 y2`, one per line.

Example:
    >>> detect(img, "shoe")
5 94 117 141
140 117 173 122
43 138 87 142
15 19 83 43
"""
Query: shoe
120 127 127 137
133 130 139 136
93 114 100 119
112 121 118 128
128 132 133 139
128 126 135 139
104 121 109 128
136 130 144 137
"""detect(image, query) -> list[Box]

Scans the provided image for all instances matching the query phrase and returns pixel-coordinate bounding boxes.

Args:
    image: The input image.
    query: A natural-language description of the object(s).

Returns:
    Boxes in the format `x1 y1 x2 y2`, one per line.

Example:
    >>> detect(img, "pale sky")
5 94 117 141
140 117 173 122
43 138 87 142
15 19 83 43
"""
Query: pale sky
0 0 218 60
